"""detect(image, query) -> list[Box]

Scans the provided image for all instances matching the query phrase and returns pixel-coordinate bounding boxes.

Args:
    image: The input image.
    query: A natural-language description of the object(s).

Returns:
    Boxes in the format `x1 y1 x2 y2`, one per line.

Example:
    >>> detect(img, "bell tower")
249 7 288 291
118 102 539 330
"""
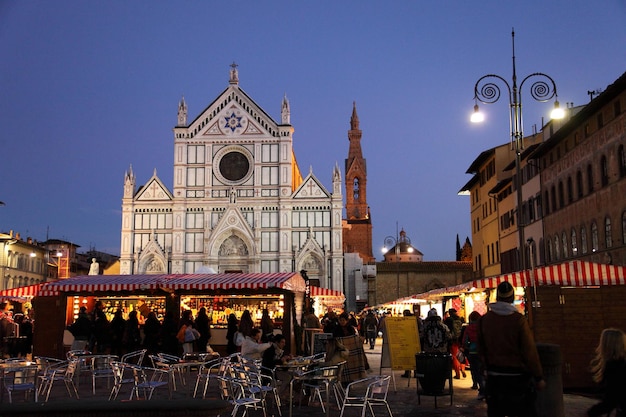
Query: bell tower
343 102 374 262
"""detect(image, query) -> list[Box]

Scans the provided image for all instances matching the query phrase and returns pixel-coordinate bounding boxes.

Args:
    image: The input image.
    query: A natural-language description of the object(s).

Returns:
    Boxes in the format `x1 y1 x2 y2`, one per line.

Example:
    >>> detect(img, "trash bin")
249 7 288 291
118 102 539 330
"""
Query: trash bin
535 343 564 417
415 352 452 394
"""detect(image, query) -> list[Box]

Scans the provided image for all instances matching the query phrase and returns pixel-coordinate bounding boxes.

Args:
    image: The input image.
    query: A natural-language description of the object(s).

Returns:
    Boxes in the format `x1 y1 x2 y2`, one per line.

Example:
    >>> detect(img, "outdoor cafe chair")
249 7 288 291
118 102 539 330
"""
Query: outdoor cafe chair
2 362 38 403
90 354 118 395
339 375 393 417
296 364 342 414
129 365 171 400
192 357 223 399
109 361 135 400
121 348 147 366
217 375 266 417
38 359 80 402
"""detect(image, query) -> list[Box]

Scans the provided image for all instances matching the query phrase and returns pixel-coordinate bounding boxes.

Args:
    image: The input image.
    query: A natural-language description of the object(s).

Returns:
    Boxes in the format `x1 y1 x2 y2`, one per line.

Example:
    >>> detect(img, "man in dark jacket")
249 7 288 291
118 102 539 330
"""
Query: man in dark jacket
478 281 545 417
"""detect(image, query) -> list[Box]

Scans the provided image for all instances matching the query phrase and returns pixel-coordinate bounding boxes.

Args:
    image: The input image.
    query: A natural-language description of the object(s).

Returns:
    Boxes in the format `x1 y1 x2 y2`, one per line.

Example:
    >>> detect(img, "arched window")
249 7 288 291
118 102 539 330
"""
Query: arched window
551 186 557 212
554 236 560 260
619 145 626 178
591 221 599 252
581 226 588 254
546 237 553 262
601 155 609 187
576 170 584 198
567 177 573 203
587 164 594 193
562 232 568 258
605 216 613 248
544 191 551 214
558 181 565 208
571 228 578 256
353 177 359 200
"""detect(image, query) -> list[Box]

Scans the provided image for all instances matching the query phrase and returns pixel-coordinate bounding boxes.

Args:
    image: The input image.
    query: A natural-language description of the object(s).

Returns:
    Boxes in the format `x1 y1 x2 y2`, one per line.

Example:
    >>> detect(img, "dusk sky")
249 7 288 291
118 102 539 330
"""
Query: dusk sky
1 1 625 261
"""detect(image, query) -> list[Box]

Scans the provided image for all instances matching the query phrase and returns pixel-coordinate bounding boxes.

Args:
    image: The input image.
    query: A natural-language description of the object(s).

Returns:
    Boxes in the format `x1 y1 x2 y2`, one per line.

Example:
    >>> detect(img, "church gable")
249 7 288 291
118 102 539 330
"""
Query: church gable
293 173 330 199
135 175 173 201
207 207 255 256
190 87 279 139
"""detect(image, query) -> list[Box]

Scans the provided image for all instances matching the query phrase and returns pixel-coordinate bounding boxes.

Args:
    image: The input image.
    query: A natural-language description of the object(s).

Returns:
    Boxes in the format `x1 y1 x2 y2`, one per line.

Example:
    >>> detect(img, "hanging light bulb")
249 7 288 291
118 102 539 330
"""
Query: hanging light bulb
471 103 484 123
550 100 565 120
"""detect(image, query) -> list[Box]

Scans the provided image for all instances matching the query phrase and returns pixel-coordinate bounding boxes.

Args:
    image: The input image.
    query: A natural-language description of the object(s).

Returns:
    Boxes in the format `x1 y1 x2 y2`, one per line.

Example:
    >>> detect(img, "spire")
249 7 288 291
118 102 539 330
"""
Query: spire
281 93 290 124
177 96 187 126
350 101 359 130
229 62 239 85
124 164 136 198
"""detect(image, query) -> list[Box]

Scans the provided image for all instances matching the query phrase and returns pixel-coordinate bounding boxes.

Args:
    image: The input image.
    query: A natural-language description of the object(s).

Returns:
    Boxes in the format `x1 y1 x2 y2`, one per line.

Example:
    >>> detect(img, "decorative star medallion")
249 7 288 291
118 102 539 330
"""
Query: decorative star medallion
224 112 243 132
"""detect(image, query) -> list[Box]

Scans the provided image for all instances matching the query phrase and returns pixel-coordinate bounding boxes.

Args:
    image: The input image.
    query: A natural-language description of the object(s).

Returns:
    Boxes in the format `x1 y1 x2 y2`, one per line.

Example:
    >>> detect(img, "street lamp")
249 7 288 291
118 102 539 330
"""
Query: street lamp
471 29 564 272
382 227 413 300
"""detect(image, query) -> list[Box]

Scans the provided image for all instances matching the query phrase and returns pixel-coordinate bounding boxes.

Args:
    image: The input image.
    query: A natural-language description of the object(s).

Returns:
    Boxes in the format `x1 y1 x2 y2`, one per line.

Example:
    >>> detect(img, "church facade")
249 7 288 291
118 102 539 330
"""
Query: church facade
119 65 344 291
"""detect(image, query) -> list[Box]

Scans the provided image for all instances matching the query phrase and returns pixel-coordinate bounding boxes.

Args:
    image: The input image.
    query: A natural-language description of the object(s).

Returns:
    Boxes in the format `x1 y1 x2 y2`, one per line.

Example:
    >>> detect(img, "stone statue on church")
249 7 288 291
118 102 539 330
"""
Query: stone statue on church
88 258 99 275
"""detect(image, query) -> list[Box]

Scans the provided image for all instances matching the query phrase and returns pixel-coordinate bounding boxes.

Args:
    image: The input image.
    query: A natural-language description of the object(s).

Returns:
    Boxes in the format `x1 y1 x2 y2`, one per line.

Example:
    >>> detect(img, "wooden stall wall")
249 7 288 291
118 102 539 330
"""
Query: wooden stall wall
32 295 67 359
531 286 626 389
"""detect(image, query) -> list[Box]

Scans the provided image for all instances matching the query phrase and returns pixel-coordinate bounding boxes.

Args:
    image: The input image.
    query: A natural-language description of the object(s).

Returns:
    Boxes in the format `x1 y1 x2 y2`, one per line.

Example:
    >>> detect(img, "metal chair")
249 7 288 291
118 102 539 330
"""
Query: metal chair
121 348 147 366
129 365 170 400
217 375 266 417
297 364 342 413
2 364 38 403
340 375 393 417
109 361 135 400
192 357 224 399
90 354 117 395
38 359 80 402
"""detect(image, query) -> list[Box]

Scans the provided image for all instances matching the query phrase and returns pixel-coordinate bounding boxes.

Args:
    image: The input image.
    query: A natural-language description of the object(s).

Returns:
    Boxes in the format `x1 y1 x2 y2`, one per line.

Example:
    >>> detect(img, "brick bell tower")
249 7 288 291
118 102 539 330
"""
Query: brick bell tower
342 102 374 262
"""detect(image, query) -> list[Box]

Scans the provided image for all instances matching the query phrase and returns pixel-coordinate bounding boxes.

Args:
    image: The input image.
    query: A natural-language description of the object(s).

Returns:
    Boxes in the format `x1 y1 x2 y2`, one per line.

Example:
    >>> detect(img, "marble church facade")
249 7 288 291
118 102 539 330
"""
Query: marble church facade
119 65 344 291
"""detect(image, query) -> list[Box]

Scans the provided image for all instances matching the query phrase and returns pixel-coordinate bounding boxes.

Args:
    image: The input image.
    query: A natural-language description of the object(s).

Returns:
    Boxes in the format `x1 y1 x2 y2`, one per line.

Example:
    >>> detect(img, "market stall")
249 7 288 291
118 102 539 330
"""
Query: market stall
309 286 345 312
408 261 626 389
33 272 306 358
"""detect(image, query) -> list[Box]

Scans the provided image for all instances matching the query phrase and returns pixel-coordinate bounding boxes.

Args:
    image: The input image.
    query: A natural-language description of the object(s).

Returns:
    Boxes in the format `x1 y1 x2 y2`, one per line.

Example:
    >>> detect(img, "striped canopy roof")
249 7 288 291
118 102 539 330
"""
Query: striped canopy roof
36 272 306 296
410 261 626 301
309 286 344 298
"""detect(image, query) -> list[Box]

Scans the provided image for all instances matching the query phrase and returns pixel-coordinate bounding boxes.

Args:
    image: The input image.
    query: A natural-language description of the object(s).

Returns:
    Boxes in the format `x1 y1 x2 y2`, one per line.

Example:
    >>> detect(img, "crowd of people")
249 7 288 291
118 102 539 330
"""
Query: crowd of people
66 301 212 357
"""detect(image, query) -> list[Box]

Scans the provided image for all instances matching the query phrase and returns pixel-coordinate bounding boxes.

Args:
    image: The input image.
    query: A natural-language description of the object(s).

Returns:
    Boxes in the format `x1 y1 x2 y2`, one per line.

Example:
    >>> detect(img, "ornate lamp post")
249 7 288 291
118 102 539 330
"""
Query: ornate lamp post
471 29 564 272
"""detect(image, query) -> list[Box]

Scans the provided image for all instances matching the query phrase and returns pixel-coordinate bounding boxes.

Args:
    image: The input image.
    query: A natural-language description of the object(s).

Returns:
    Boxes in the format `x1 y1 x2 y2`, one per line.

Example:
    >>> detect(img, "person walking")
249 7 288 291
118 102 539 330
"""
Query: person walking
445 308 466 379
260 308 274 342
363 311 379 350
226 313 239 355
478 281 545 417
123 310 141 353
109 309 126 357
92 301 111 353
462 311 486 399
587 328 626 417
195 307 211 352
422 308 451 353
69 306 93 351
160 311 179 356
143 311 161 355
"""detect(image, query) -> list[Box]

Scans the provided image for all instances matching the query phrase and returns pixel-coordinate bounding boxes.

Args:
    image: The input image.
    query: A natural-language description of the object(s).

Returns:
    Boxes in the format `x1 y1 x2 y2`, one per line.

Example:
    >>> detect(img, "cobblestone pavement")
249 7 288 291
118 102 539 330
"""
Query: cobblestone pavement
34 339 598 417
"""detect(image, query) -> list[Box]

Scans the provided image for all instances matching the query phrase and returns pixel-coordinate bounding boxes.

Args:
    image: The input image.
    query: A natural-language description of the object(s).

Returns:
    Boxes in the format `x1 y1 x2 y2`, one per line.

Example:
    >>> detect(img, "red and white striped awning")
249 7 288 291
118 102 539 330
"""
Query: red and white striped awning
38 275 160 296
0 283 54 301
409 261 626 301
472 270 531 289
309 286 344 298
37 272 306 296
164 273 305 292
534 260 626 286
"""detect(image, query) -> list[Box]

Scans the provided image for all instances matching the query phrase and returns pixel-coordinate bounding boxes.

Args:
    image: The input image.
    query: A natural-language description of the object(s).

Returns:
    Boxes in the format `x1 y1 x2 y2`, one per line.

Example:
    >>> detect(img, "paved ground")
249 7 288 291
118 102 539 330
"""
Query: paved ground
28 339 599 417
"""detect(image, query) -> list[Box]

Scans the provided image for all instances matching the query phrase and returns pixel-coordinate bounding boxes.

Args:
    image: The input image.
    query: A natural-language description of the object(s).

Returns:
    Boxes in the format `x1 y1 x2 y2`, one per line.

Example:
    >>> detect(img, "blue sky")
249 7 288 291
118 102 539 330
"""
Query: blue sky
1 1 625 260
